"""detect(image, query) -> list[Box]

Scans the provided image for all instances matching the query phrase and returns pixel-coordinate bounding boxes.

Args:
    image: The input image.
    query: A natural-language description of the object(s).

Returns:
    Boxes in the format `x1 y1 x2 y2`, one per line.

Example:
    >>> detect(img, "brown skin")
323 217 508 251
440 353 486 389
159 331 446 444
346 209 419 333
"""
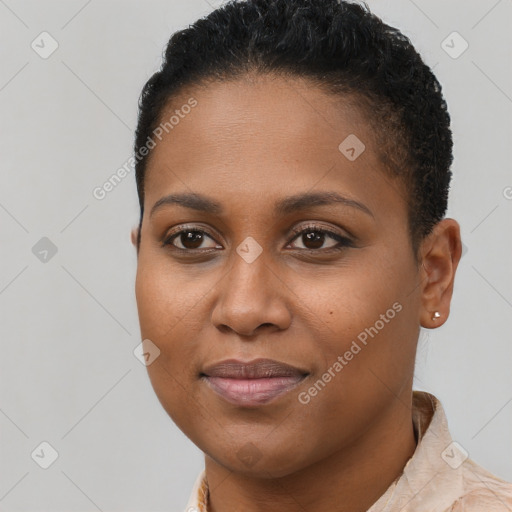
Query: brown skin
131 74 462 511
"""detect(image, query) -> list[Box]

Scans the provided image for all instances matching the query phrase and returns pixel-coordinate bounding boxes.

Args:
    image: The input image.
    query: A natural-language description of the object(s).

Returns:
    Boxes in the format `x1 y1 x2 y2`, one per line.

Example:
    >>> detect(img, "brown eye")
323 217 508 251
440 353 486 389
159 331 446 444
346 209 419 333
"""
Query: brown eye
176 231 206 249
288 226 354 252
163 228 220 251
299 231 330 250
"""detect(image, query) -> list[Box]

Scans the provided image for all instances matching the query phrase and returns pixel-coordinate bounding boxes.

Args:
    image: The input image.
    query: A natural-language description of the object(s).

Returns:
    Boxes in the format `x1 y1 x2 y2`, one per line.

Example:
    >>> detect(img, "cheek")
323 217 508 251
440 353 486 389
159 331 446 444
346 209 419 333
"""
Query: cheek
135 254 206 340
294 252 409 334
299 252 418 396
135 260 212 432
291 298 416 457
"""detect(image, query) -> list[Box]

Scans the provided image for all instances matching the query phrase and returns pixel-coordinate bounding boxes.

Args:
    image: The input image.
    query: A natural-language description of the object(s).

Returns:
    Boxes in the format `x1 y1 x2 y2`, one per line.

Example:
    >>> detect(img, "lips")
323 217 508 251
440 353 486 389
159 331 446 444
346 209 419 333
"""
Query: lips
200 358 309 407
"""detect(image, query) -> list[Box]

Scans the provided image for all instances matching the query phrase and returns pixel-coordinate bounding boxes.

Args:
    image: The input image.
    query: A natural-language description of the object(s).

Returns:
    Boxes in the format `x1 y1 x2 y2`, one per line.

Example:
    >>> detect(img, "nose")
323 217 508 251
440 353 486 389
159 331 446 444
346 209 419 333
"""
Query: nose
210 246 292 338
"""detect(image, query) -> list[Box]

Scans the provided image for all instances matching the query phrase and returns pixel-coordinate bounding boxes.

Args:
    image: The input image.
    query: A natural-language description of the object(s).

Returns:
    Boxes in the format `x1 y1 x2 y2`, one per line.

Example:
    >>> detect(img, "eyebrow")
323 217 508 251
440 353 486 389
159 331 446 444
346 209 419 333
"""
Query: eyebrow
149 191 374 218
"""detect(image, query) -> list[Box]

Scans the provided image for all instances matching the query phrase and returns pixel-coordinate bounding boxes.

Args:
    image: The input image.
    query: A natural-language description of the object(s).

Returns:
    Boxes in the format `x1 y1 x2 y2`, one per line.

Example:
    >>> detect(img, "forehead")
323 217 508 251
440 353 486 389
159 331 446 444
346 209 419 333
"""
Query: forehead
151 73 371 157
143 74 405 217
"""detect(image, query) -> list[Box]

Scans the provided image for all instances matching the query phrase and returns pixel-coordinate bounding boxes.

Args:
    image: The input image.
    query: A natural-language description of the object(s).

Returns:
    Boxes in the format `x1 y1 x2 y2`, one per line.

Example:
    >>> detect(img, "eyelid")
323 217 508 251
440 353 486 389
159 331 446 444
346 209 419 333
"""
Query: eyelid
288 222 353 241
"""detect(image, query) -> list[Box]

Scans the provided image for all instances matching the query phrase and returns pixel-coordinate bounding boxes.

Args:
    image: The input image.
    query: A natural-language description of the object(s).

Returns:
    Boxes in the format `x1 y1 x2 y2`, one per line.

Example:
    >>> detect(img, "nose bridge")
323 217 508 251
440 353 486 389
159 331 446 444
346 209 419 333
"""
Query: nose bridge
211 237 291 335
226 237 275 307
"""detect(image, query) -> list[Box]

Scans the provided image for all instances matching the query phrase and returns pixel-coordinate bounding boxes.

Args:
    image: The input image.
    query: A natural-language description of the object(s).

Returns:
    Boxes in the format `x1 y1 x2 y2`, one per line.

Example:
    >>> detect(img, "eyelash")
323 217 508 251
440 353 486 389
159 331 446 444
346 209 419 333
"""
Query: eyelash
161 223 354 254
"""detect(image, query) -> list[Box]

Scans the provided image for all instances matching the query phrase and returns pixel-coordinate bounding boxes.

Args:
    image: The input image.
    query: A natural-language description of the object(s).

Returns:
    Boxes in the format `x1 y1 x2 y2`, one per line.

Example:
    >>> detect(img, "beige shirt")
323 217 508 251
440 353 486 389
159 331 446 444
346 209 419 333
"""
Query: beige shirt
184 391 512 511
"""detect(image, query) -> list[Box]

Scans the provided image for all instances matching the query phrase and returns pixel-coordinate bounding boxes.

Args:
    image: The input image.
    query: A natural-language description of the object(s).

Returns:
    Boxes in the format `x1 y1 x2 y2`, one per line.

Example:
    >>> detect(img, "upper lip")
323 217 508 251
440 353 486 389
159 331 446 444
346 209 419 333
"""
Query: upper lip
201 358 309 379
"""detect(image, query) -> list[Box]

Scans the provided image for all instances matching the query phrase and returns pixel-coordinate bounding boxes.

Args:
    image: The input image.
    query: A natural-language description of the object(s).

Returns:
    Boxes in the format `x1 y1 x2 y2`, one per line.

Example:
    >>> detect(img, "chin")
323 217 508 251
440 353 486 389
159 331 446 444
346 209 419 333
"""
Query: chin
207 442 313 479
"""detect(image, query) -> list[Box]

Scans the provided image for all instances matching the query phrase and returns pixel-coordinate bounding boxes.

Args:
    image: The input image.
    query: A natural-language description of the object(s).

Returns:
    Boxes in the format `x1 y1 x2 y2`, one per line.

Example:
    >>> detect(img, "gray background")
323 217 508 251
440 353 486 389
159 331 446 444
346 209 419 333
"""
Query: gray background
0 0 511 510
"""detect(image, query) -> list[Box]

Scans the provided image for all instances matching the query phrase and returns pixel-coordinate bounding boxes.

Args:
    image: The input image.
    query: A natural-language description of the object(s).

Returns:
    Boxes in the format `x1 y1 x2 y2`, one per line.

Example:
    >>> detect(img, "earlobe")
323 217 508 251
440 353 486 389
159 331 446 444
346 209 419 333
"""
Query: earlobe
130 226 139 248
418 219 462 329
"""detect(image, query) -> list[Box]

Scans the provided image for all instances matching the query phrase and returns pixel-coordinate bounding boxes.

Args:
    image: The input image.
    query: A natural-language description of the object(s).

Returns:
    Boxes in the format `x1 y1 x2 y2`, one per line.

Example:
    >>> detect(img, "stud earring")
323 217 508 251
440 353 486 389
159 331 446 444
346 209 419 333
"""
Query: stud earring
432 311 441 320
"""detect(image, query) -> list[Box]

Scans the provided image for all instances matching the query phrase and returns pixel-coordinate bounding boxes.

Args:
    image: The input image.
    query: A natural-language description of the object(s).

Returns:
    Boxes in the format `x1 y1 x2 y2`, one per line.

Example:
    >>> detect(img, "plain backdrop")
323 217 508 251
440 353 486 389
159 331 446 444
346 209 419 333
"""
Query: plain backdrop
1 0 511 510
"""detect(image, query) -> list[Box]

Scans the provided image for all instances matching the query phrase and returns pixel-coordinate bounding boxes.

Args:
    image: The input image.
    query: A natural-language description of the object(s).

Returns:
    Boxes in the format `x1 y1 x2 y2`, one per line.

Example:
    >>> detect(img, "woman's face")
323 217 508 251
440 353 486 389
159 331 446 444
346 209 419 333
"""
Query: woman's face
134 74 424 477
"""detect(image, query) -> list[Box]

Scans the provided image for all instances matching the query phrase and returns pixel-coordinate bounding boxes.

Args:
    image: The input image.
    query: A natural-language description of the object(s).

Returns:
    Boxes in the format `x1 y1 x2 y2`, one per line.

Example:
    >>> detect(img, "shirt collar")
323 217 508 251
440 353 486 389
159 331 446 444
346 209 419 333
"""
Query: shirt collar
367 390 466 511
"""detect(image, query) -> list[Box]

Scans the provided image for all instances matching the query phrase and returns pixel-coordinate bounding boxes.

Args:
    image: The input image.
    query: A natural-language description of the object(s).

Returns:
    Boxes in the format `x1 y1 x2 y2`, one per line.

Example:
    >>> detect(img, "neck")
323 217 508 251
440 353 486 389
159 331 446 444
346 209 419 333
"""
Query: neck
204 390 418 512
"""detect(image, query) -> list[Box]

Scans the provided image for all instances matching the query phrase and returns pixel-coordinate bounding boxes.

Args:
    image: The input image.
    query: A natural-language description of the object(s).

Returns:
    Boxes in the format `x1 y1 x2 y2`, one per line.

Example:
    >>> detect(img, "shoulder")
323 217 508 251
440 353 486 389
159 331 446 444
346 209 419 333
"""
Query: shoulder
448 458 512 511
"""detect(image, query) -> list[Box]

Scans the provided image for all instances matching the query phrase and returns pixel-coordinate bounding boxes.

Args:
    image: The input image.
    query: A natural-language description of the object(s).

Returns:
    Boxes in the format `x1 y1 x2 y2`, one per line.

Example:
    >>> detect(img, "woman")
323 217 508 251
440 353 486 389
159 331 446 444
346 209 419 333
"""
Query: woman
130 0 512 510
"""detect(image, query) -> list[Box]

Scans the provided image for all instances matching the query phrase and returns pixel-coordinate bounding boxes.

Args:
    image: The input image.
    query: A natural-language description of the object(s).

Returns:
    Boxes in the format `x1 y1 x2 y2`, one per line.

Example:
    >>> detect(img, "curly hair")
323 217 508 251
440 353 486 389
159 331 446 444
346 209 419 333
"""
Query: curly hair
133 0 453 257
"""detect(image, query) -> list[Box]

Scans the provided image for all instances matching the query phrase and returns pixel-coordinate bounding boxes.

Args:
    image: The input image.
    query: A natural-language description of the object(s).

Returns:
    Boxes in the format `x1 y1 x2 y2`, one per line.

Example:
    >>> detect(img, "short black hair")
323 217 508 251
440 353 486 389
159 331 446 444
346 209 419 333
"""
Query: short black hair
134 0 453 256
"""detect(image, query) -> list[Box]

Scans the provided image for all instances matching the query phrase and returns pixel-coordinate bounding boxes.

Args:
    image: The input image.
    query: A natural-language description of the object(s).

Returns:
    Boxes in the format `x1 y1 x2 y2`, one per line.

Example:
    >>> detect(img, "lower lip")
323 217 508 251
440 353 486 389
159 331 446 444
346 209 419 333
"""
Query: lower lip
202 375 306 407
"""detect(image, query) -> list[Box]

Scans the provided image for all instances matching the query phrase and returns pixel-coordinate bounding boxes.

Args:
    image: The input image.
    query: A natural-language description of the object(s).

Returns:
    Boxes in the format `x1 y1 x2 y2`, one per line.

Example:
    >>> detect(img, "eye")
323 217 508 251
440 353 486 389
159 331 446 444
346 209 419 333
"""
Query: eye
162 226 221 251
287 224 354 252
161 223 354 254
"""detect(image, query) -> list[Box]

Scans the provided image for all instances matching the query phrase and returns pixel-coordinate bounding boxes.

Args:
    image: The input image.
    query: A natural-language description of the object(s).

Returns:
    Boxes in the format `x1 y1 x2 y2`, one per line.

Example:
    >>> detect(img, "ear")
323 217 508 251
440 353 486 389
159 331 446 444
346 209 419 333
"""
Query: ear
130 226 139 250
418 218 462 329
